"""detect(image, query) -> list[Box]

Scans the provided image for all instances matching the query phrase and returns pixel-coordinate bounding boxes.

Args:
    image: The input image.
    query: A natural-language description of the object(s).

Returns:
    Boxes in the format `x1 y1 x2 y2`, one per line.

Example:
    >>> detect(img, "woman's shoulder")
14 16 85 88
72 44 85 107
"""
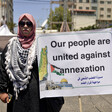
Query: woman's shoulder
9 37 18 43
6 37 18 48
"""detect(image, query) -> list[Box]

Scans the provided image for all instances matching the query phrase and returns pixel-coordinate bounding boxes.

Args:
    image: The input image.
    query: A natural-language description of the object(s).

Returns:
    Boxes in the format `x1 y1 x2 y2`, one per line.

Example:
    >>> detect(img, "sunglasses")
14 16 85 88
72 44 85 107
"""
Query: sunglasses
19 21 33 27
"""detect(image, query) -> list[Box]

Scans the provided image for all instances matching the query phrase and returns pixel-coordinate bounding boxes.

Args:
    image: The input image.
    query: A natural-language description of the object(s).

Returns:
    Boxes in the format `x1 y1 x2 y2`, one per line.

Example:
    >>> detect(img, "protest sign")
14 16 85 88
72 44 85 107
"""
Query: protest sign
37 28 112 99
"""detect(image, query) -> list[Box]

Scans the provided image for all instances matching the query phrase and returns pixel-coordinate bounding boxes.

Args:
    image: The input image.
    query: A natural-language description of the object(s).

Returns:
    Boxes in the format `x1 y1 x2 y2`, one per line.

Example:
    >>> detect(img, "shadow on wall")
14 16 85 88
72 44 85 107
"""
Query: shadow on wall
0 47 2 69
0 51 1 69
0 36 11 51
0 47 3 52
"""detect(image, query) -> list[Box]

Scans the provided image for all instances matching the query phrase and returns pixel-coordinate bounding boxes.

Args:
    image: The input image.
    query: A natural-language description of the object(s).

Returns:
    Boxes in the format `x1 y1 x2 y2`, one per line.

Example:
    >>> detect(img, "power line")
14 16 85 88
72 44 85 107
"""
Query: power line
13 0 50 4
14 0 50 1
24 0 50 2
51 0 112 4
14 0 112 5
13 2 49 4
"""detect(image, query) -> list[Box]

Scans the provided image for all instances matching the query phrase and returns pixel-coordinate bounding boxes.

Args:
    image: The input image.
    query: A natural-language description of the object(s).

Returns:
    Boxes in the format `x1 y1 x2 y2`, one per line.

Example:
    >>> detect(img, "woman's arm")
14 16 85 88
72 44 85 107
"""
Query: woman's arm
0 45 10 103
0 93 9 103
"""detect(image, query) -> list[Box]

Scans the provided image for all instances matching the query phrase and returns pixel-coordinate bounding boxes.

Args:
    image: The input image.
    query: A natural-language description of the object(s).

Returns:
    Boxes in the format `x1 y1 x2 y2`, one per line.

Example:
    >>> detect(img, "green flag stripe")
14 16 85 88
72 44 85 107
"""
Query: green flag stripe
52 70 64 76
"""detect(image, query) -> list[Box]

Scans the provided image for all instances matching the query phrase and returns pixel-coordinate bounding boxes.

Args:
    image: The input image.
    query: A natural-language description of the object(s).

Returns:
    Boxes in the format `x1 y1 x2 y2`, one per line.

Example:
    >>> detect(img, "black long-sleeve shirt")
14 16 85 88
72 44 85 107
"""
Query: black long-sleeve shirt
0 45 64 112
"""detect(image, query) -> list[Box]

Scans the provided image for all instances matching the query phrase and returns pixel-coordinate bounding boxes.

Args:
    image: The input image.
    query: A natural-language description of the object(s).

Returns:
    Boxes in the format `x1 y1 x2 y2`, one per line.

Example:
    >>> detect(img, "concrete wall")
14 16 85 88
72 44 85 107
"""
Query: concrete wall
73 15 96 30
0 36 12 51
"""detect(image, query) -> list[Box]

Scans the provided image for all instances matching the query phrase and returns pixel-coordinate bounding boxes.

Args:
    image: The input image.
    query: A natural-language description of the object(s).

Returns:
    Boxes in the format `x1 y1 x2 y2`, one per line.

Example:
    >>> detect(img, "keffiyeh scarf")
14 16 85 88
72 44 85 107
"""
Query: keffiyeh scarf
5 37 37 99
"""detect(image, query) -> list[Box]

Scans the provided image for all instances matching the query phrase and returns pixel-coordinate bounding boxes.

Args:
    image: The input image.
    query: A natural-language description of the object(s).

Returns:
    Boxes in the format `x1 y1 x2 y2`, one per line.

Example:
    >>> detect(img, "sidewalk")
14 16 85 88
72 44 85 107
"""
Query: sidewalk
0 101 6 112
61 95 112 112
1 95 112 112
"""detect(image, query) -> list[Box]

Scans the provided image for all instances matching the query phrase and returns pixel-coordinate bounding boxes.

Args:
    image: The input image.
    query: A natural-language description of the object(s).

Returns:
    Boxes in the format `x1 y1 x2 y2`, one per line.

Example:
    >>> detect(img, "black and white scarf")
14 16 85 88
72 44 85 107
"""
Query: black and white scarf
5 37 37 99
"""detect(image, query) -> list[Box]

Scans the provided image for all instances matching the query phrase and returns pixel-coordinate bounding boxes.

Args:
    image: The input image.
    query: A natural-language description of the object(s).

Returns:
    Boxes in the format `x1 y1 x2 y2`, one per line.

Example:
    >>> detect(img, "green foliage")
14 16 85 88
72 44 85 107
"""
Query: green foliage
79 24 100 31
7 22 17 33
47 6 72 31
108 24 112 28
79 23 112 31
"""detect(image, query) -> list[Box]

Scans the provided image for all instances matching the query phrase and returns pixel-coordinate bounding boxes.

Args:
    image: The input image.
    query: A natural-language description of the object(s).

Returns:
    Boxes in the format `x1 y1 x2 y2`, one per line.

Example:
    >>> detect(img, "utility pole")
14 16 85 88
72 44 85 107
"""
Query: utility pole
71 0 74 31
50 0 53 30
60 0 70 32
50 0 74 32
63 0 67 30
2 0 6 16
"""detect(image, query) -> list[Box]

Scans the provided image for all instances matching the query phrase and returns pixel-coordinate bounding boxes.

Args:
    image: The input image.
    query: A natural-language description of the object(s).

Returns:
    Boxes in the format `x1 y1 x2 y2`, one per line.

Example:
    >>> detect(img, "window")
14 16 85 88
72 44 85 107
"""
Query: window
100 1 104 4
92 7 97 10
86 0 89 3
79 6 82 9
100 14 104 18
79 0 82 3
107 8 111 13
74 5 76 8
86 7 89 9
107 1 111 4
68 5 72 8
107 15 111 18
100 8 104 11
92 0 97 3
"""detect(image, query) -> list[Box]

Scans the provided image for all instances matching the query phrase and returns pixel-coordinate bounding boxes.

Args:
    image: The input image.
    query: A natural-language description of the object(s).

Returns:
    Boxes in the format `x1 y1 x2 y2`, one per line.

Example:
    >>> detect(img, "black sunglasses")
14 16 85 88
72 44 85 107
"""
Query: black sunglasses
19 21 33 27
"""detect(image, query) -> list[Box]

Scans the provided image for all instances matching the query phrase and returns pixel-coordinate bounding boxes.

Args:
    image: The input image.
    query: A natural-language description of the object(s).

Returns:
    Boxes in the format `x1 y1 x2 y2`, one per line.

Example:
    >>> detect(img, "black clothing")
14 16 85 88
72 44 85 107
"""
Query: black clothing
0 45 64 112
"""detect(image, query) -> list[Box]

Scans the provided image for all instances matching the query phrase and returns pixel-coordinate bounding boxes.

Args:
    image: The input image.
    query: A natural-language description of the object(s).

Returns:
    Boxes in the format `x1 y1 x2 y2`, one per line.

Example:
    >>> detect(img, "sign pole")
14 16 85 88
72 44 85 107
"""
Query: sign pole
78 96 82 112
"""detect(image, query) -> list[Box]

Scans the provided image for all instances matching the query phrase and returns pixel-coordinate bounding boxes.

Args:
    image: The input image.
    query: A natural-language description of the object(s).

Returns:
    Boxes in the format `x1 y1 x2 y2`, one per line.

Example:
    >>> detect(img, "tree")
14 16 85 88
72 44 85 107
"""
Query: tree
79 24 100 31
7 22 17 33
47 6 72 31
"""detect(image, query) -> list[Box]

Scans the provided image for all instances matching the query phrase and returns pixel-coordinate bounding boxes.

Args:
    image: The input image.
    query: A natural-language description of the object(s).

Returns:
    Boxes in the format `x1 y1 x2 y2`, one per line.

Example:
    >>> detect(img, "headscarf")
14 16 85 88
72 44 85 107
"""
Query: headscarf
18 13 36 49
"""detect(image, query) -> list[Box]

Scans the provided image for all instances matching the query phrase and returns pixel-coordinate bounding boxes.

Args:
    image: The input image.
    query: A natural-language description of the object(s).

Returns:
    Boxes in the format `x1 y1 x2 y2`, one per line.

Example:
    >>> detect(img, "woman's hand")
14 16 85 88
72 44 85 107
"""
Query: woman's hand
0 93 9 103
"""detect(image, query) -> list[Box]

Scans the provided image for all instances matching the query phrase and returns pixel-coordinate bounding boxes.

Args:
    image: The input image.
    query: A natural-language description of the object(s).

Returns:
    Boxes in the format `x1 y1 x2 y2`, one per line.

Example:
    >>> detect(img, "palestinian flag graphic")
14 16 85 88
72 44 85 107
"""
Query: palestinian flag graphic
50 64 64 76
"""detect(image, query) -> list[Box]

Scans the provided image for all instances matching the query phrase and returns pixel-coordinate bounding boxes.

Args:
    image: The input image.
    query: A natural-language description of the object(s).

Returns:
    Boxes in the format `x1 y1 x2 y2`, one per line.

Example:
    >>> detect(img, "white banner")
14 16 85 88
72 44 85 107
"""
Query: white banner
37 28 112 99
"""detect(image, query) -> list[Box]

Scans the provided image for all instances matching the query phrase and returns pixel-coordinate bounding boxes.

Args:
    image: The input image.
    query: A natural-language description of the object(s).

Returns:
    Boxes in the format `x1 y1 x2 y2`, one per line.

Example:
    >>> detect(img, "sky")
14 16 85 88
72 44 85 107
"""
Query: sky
13 0 59 32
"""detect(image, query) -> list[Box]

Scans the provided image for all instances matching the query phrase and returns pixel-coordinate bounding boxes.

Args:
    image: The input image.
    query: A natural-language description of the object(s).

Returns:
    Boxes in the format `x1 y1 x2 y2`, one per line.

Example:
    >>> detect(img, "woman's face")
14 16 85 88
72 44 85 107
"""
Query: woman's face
19 17 33 37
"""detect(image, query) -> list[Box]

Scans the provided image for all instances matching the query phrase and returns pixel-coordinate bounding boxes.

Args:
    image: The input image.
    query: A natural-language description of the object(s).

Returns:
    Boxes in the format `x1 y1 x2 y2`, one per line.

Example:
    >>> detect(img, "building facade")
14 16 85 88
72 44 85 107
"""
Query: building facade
0 0 13 26
71 9 96 30
59 0 112 29
96 0 112 28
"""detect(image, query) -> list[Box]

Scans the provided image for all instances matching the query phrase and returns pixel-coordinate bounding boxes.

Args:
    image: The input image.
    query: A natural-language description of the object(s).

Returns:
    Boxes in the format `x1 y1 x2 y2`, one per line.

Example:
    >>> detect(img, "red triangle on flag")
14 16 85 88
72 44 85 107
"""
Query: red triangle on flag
51 65 55 72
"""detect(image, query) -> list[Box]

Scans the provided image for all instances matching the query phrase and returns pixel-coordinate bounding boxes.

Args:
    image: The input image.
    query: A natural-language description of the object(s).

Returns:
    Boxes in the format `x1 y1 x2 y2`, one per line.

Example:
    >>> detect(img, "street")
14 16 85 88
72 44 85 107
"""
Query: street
61 95 112 112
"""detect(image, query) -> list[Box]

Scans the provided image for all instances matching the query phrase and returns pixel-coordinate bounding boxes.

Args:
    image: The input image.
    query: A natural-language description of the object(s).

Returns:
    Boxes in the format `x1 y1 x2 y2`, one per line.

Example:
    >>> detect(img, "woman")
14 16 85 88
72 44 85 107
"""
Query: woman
0 13 64 112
